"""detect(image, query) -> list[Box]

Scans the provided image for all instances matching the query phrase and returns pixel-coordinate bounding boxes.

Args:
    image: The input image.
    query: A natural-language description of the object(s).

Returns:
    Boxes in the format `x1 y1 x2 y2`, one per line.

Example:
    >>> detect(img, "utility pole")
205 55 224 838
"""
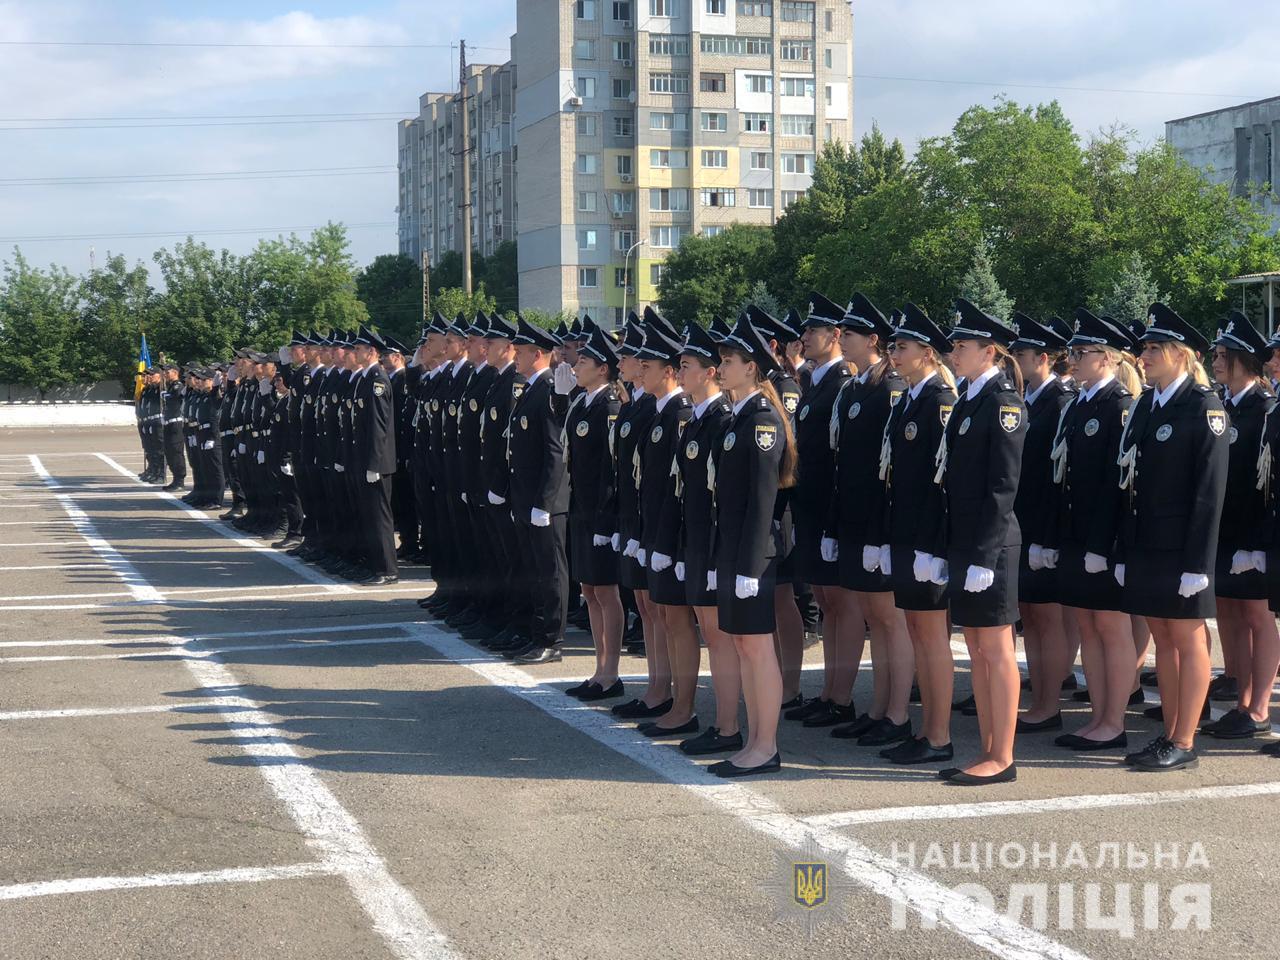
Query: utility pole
421 250 430 323
458 39 473 295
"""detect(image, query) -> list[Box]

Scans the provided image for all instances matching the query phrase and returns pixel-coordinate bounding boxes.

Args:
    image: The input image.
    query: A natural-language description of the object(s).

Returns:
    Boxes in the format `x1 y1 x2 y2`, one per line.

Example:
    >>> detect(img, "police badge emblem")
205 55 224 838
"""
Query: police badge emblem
651 425 663 443
723 432 736 451
799 405 810 421
755 425 777 451
1084 418 1100 437
373 382 385 397
958 416 971 435
448 403 457 417
576 420 589 437
939 404 953 425
1156 424 1173 442
1207 411 1226 437
1229 426 1238 444
685 440 699 459
998 405 1022 433
520 415 529 430
620 422 631 438
903 421 918 440
847 402 861 420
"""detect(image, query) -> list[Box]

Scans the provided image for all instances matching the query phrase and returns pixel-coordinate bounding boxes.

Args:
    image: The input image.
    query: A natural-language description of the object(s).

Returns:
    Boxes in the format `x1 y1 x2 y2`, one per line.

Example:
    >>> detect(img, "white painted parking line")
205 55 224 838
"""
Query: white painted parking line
95 453 353 594
412 625 1089 960
184 652 459 960
0 634 427 664
28 456 163 603
0 620 420 650
0 698 254 722
0 518 79 525
0 583 429 611
0 863 334 902
7 563 108 571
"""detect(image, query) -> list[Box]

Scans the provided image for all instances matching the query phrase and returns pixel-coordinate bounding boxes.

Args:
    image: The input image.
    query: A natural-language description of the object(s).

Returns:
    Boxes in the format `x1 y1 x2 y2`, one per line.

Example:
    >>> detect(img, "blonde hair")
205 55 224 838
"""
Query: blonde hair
1101 347 1143 396
1157 342 1210 387
925 346 957 390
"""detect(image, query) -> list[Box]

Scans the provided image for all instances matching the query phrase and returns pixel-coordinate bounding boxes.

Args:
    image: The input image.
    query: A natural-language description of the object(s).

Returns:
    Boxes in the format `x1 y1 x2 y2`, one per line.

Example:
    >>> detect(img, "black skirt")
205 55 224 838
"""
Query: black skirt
837 538 892 593
683 543 717 607
1017 544 1058 605
889 545 948 612
793 520 840 587
1122 550 1217 620
1055 542 1124 612
648 560 689 606
1270 548 1280 614
1213 546 1270 601
568 517 618 586
946 545 1020 629
716 556 778 634
619 551 648 590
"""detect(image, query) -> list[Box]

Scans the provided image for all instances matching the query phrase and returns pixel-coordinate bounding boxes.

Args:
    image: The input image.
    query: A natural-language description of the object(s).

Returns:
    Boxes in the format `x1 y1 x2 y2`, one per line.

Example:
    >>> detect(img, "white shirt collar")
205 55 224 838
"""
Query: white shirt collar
631 385 645 401
1229 382 1255 406
654 387 683 413
810 356 842 386
965 366 1001 401
733 389 760 415
693 391 723 418
907 370 937 400
498 360 514 374
1024 374 1056 406
472 360 488 373
1153 372 1188 408
310 363 324 373
1080 374 1114 402
525 366 548 385
450 357 467 376
856 365 872 384
584 383 608 406
350 365 365 377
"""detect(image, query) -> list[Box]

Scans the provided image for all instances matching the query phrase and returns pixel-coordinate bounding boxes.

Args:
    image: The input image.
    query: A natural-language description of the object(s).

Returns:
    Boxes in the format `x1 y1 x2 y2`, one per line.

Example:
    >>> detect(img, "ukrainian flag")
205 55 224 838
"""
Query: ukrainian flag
134 332 151 401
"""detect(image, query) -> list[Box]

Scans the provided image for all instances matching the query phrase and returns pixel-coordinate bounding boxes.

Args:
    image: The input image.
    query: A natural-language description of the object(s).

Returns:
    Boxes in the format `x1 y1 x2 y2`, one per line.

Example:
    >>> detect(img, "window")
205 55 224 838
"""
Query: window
781 114 815 136
610 192 635 213
706 0 726 13
737 0 771 13
649 72 690 94
612 40 632 60
578 190 597 212
701 149 728 168
780 1 814 21
700 35 771 55
579 267 599 287
575 76 596 99
825 9 833 30
780 77 815 98
576 114 597 136
748 188 773 207
616 154 633 176
612 77 633 99
578 228 598 250
576 153 599 174
650 263 666 285
745 74 772 94
780 39 814 61
824 122 832 142
750 150 771 170
824 84 832 106
823 48 832 69
650 111 689 130
650 187 689 210
613 116 634 137
615 267 631 288
650 148 688 168
649 0 675 15
699 72 726 93
700 112 727 132
781 189 806 207
649 35 690 56
576 0 596 18
650 226 683 248
742 112 771 132
612 0 631 20
615 229 636 250
575 39 596 59
781 152 813 174
703 225 724 238
700 187 736 207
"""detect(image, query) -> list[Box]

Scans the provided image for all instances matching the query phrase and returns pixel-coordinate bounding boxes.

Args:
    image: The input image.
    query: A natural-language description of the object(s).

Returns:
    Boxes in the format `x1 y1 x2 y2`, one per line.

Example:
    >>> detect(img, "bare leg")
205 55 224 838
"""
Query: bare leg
636 590 671 706
860 591 911 724
730 632 783 767
655 605 700 728
582 584 623 686
1150 617 1211 750
822 586 865 707
696 605 741 735
1091 610 1135 741
773 583 805 701
961 624 1019 775
1237 598 1280 721
905 608 953 747
1021 602 1068 722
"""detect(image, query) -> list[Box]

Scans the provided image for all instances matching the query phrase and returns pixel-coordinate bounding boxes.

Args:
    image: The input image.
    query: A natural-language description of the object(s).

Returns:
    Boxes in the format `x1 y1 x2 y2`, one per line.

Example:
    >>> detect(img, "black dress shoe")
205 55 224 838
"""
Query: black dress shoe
513 644 563 664
680 727 743 755
638 717 698 737
1131 740 1198 771
161 479 186 492
802 701 856 728
1204 709 1271 739
1016 713 1063 733
578 679 625 702
857 717 912 747
493 636 532 655
1257 739 1280 755
363 574 399 587
503 641 538 660
1208 674 1239 701
708 752 782 778
274 535 304 551
784 697 828 722
952 694 976 714
611 698 646 716
830 713 879 739
564 679 593 698
883 736 953 764
780 694 806 711
1124 735 1169 765
460 622 498 641
947 764 1017 785
612 697 673 719
1054 732 1127 751
937 767 961 780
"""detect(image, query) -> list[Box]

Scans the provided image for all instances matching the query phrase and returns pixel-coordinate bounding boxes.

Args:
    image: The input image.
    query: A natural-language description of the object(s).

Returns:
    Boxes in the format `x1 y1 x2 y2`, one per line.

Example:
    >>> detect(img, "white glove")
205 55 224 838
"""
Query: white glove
674 561 685 582
623 538 639 558
1177 572 1209 598
610 532 620 552
1114 563 1125 587
964 565 995 593
238 443 246 454
187 436 196 447
637 548 647 568
735 575 760 599
334 462 344 472
929 557 949 585
256 449 265 464
820 537 839 563
880 545 892 576
912 551 934 583
651 552 672 573
531 507 551 527
706 569 718 591
278 345 290 364
1230 549 1255 575
1084 552 1108 574
1042 548 1058 569
1028 544 1045 571
1253 551 1267 573
592 534 610 547
258 379 271 396
487 490 506 505
201 440 215 450
281 462 293 476
553 362 577 395
861 545 880 573
366 470 380 483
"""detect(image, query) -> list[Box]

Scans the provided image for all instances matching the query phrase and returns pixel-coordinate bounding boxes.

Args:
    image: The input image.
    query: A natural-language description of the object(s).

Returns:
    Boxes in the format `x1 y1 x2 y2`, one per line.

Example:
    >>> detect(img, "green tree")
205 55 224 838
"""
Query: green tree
151 238 255 362
1090 250 1165 328
477 241 519 313
356 254 424 343
957 240 1013 321
78 254 156 395
433 285 497 321
656 224 775 327
736 278 780 319
0 249 82 398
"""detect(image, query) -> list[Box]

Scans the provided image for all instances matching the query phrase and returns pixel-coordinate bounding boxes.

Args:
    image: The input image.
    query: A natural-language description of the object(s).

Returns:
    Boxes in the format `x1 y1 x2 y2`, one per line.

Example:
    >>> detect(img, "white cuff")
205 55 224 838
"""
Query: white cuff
530 507 551 527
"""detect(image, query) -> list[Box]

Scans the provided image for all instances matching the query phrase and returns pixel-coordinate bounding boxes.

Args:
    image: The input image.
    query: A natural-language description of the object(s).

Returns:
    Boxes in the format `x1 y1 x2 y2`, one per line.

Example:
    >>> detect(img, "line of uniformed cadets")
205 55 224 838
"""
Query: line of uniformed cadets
409 292 1280 782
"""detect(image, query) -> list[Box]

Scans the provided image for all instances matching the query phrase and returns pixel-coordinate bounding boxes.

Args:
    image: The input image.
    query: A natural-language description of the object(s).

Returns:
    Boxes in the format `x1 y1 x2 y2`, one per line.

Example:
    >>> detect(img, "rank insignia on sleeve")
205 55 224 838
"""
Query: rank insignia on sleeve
1206 410 1226 436
755 425 777 451
373 383 385 397
998 405 1022 433
938 404 953 425
783 394 799 414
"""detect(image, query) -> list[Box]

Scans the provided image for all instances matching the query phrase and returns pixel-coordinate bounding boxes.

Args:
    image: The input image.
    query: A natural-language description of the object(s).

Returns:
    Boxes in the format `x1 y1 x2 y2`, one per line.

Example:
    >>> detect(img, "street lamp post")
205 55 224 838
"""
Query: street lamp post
621 238 646 329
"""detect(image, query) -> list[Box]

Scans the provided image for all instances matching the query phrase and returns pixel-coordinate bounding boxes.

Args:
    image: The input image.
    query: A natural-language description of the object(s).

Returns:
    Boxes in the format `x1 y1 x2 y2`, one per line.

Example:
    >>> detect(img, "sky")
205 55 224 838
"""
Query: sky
0 1 1275 281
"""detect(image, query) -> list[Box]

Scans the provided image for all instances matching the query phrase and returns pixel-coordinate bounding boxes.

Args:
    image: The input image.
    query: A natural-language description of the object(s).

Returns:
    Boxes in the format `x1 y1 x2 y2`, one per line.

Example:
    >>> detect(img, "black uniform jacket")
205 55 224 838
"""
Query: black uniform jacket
657 394 732 561
826 367 906 545
607 390 657 545
481 362 523 501
1013 377 1075 548
507 370 570 516
353 365 397 475
639 391 694 554
458 362 498 503
712 392 786 580
1045 378 1129 557
793 360 852 530
1219 384 1276 553
566 386 622 536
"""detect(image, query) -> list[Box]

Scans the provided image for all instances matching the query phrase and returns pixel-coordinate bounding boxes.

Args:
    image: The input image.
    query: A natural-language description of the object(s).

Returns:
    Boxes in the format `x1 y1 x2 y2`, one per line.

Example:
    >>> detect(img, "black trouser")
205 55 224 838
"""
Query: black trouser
143 425 164 477
185 431 200 491
222 435 243 504
276 468 303 535
392 465 417 551
163 423 186 481
484 503 525 630
431 466 456 596
201 440 225 503
412 457 435 566
515 513 568 648
355 473 397 576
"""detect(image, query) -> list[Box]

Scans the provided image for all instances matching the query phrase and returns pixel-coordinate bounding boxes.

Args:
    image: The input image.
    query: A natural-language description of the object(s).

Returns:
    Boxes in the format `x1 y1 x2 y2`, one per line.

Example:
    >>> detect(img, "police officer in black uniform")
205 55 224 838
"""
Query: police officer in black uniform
349 327 399 585
160 364 186 491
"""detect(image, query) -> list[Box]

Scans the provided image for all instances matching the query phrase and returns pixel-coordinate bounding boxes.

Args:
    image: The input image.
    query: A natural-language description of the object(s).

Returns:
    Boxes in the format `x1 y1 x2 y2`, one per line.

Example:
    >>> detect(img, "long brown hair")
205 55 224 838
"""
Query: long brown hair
992 343 1024 395
725 346 798 489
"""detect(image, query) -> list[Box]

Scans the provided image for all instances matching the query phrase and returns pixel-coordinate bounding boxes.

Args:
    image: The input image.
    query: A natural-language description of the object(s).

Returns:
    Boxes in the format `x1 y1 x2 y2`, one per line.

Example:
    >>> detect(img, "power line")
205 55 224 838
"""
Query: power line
0 39 510 52
0 111 409 122
0 222 396 243
0 117 410 131
851 73 1254 100
0 165 395 187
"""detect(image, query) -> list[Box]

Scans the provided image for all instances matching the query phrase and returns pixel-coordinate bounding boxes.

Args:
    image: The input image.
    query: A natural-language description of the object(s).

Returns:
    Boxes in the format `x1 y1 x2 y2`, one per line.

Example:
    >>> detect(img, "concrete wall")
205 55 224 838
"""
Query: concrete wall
0 402 135 428
2 382 126 402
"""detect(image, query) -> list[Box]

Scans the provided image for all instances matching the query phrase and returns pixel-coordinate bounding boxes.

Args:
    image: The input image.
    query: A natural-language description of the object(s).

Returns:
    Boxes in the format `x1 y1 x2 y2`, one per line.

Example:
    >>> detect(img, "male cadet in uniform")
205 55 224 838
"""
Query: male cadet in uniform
218 359 245 517
160 363 187 491
425 317 471 614
293 332 327 560
224 350 256 522
350 327 399 585
381 335 416 559
181 367 201 498
410 318 449 577
271 332 309 550
189 368 225 509
317 332 351 572
504 314 572 664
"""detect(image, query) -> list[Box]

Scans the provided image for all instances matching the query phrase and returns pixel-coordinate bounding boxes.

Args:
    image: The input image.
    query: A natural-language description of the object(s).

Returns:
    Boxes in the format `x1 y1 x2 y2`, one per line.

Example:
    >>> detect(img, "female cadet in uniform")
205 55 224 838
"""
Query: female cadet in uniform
705 314 797 777
609 321 671 720
1007 314 1075 731
1117 304 1229 771
1202 311 1278 740
869 304 959 766
823 293 914 747
661 323 741 756
564 325 626 702
1262 333 1280 758
1035 311 1140 752
635 318 697 736
935 300 1027 785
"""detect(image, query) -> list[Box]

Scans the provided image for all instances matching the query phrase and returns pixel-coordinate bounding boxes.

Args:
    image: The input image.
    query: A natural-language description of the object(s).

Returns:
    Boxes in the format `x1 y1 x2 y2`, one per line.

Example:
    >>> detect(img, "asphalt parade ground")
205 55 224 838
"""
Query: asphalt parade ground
0 426 1276 959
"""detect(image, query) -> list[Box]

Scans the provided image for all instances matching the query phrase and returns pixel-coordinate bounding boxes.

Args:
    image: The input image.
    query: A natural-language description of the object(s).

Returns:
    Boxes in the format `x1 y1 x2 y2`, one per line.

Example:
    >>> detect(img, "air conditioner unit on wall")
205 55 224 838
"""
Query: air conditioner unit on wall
567 95 583 107
620 173 633 182
622 59 632 67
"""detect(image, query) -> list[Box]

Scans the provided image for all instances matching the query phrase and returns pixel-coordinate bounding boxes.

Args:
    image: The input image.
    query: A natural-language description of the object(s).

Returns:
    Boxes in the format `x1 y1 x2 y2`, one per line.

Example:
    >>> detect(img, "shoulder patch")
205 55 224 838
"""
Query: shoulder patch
782 393 799 414
373 382 385 397
755 424 778 451
938 404 953 425
998 404 1022 433
1206 409 1226 436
